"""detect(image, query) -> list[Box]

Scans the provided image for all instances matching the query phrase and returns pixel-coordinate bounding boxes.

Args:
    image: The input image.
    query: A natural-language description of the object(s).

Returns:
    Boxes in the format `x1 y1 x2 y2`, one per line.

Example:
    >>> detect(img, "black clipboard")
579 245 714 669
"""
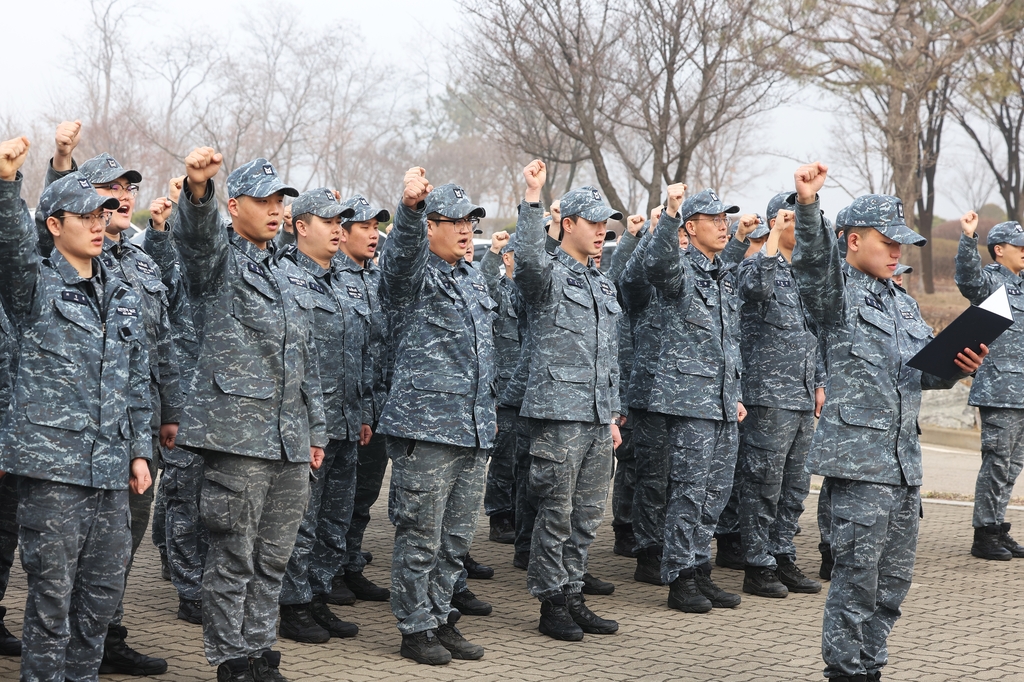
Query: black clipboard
907 285 1014 380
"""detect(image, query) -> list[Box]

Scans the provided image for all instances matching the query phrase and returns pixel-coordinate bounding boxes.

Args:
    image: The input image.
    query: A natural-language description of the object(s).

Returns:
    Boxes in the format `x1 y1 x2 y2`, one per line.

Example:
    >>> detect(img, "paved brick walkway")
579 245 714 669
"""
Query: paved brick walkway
2 479 1024 681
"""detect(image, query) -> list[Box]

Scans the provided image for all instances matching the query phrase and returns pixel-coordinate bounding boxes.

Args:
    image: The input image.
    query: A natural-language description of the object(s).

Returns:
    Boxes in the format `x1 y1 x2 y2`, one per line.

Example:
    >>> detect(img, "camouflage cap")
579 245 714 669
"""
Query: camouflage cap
749 214 770 240
766 191 796 224
986 220 1024 247
290 187 355 221
500 232 518 255
227 158 298 199
424 183 486 220
559 186 623 223
680 188 739 222
835 206 851 232
341 194 391 223
38 171 120 218
79 152 142 185
846 194 925 246
893 263 913 276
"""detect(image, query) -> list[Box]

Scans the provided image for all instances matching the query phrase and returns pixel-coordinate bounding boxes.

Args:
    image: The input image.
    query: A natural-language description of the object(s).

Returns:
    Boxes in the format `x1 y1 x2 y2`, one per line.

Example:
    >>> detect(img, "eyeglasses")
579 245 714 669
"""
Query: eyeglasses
96 183 140 198
432 217 480 231
64 211 112 227
694 215 728 227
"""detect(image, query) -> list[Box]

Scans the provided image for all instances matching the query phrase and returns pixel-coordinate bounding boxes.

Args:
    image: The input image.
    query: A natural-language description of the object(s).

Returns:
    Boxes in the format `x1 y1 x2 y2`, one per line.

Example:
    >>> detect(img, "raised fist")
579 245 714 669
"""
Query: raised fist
626 214 645 236
184 147 222 201
168 176 184 204
650 204 663 228
53 120 81 171
0 137 30 182
402 167 432 208
773 209 795 231
665 182 686 217
736 213 760 241
490 230 510 254
960 210 979 238
795 162 828 204
523 159 547 194
150 197 173 231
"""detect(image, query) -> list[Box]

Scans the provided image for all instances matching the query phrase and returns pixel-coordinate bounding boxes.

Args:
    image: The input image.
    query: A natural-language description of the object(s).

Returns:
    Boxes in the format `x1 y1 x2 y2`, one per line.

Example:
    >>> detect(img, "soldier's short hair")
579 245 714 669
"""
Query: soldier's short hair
988 243 999 261
293 212 315 229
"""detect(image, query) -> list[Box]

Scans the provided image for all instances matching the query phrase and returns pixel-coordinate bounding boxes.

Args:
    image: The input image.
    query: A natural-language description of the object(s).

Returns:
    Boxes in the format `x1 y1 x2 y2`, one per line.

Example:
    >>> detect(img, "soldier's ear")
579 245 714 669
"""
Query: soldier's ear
227 197 241 219
685 220 697 237
46 215 62 237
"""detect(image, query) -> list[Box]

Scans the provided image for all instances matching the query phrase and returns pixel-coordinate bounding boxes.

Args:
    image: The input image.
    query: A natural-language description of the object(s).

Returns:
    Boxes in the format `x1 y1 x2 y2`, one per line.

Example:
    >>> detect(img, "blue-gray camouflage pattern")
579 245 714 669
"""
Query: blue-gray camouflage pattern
171 179 327 460
332 251 387 422
78 152 142 185
226 158 298 199
0 173 152 489
377 201 497 448
972 407 1024 528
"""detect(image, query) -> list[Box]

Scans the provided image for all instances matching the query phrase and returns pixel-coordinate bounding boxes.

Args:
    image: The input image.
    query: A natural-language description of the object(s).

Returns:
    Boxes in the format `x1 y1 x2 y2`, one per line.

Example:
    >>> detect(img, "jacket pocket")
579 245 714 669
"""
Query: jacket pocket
675 358 717 378
214 372 275 399
411 374 472 395
25 402 88 432
838 404 891 430
547 365 592 384
200 468 248 533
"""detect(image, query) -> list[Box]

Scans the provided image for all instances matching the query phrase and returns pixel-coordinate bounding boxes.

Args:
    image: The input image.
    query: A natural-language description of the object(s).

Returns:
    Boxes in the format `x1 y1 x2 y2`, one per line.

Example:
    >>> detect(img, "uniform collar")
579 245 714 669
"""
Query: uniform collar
102 232 132 259
428 250 468 275
333 251 374 274
230 231 272 264
554 247 590 273
290 247 331 278
50 248 105 288
685 243 720 273
991 262 1024 284
843 261 896 296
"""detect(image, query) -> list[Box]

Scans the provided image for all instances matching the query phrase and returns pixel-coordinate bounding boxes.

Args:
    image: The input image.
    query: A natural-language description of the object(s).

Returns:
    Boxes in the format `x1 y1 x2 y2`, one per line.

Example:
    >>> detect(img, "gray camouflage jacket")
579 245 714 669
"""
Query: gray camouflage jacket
514 201 620 424
332 252 387 422
737 251 821 411
377 202 497 448
0 304 18 418
281 246 372 441
645 212 742 421
172 181 327 461
0 173 152 488
954 234 1024 408
619 228 663 412
793 200 960 486
480 249 523 400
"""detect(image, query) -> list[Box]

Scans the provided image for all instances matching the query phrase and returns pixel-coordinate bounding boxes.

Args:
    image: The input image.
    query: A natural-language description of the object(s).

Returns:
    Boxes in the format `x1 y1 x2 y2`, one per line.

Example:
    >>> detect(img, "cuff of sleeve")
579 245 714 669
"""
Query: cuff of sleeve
0 171 23 196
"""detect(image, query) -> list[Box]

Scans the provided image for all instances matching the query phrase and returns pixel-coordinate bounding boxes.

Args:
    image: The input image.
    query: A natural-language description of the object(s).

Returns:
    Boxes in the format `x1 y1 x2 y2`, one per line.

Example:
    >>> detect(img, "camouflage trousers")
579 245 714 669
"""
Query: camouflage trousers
818 475 834 554
821 479 919 680
737 406 814 568
0 474 17 601
162 448 208 601
151 468 166 556
611 425 635 529
630 409 670 551
345 428 388 576
526 420 613 600
16 477 130 682
111 445 158 626
514 415 540 558
198 450 309 666
387 437 486 634
281 438 358 604
661 416 738 583
973 407 1024 528
484 407 518 517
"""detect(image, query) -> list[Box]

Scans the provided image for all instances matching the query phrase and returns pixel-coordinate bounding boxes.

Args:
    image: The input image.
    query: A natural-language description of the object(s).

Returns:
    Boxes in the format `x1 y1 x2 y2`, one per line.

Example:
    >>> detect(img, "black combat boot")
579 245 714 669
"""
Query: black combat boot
581 572 615 595
694 564 741 608
309 595 359 638
464 554 494 579
400 629 452 665
436 622 485 660
972 525 1012 561
667 572 712 613
343 570 390 601
250 651 288 682
451 588 492 616
278 603 330 644
714 532 744 570
327 573 357 605
361 550 373 564
538 594 584 641
513 550 530 570
0 605 21 656
565 593 618 634
633 545 664 585
216 657 254 682
177 597 203 625
776 556 822 594
98 624 169 675
613 523 638 558
160 550 171 581
742 565 788 598
999 522 1024 557
819 542 834 581
489 511 515 544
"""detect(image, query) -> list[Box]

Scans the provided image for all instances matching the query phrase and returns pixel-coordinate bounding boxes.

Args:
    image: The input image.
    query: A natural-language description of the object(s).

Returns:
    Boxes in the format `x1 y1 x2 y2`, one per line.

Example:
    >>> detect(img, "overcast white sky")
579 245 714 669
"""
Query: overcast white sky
2 0 992 222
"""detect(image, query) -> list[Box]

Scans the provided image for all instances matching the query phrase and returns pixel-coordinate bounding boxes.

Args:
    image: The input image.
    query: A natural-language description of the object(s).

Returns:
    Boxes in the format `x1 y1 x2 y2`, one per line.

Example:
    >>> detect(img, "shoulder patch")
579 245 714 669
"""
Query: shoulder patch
61 290 89 305
566 276 585 288
864 295 885 312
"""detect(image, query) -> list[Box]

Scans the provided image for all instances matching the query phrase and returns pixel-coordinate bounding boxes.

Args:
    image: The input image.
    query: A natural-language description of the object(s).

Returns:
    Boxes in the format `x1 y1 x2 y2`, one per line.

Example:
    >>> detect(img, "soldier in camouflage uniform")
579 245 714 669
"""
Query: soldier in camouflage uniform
791 162 987 681
143 192 208 624
0 137 153 682
379 169 494 666
955 213 1024 561
0 288 21 658
514 161 622 641
172 149 327 682
644 185 748 614
275 188 367 645
327 194 392 606
732 192 823 600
